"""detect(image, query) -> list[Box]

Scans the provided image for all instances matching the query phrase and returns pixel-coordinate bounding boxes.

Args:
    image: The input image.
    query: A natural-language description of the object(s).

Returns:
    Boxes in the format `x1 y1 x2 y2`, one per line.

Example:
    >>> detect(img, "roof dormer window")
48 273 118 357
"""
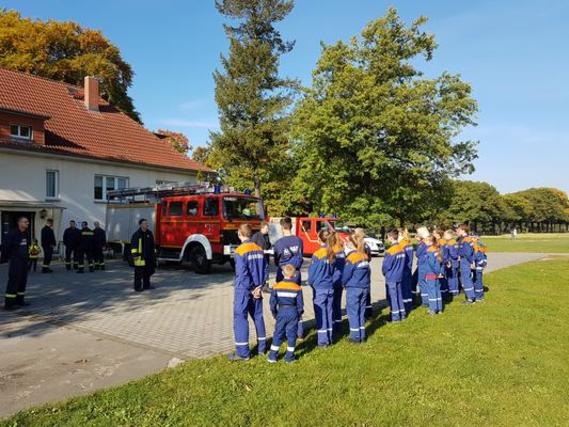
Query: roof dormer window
10 124 33 141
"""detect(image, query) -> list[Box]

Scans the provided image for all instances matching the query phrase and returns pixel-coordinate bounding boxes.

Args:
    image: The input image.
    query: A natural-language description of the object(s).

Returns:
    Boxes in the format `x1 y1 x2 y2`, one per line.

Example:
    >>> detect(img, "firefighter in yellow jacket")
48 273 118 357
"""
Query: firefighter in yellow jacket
130 218 156 292
28 239 41 272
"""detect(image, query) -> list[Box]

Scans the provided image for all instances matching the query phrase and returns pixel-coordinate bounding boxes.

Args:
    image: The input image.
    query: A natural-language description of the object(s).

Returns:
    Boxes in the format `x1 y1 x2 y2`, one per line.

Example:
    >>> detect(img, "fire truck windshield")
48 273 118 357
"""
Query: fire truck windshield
223 197 264 220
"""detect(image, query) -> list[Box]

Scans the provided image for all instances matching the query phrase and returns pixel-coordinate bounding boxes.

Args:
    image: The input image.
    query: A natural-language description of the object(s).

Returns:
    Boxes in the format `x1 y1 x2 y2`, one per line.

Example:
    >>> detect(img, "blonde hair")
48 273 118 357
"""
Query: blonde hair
443 229 455 240
416 226 430 240
349 232 368 258
281 264 296 278
318 229 336 263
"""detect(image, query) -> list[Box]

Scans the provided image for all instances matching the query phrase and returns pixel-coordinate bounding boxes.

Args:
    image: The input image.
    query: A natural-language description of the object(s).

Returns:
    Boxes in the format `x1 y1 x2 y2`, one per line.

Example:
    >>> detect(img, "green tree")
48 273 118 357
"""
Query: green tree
0 9 140 122
437 180 504 228
209 0 298 203
291 8 478 228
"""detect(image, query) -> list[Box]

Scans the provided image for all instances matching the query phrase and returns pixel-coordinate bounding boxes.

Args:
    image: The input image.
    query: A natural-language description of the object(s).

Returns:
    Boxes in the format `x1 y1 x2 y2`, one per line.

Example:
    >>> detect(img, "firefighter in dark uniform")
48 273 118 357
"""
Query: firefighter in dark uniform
3 216 30 310
93 221 107 270
77 221 95 273
130 218 156 292
63 220 81 270
40 218 56 273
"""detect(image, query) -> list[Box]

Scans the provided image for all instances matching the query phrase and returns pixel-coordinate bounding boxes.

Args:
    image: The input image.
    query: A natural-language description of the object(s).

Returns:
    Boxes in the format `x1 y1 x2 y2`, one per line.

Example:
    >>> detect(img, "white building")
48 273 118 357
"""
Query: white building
0 68 210 246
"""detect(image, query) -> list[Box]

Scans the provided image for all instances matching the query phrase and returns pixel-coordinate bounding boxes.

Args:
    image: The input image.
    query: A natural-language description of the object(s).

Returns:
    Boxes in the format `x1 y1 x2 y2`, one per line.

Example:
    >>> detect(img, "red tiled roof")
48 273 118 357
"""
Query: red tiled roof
0 68 211 173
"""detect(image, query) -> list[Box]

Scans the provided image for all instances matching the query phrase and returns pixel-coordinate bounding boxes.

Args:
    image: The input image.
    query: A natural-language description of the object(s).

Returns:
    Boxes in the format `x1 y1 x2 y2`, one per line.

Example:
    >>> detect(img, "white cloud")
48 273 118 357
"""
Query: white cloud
179 99 206 111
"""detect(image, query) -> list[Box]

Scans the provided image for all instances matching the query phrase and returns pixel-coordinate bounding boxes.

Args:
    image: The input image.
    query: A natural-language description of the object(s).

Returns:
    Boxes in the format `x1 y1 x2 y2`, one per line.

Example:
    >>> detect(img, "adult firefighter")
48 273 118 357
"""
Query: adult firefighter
3 216 31 310
130 218 156 292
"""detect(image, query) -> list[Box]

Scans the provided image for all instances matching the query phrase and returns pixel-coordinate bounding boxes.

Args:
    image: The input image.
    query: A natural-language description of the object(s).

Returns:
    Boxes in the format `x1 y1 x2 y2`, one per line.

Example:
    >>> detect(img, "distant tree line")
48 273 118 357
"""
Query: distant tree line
436 182 569 235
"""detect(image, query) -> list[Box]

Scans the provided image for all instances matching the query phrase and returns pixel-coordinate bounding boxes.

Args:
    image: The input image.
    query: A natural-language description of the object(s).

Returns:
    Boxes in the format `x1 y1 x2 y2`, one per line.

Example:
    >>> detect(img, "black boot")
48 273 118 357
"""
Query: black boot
16 295 30 306
4 297 19 311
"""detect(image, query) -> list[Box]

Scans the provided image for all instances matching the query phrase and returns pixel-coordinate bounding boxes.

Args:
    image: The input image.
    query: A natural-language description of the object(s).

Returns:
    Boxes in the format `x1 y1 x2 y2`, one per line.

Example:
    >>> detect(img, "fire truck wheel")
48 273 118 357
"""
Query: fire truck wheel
189 245 211 274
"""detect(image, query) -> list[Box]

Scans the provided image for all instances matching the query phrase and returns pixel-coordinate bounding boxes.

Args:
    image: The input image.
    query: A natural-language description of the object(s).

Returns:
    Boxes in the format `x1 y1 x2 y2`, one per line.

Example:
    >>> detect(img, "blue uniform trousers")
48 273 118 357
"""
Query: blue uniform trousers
460 260 476 301
313 288 334 346
332 283 343 332
346 287 368 342
401 269 413 313
233 289 266 358
425 279 443 313
268 307 299 362
446 265 459 296
418 266 428 306
277 269 304 338
474 269 485 300
386 281 406 321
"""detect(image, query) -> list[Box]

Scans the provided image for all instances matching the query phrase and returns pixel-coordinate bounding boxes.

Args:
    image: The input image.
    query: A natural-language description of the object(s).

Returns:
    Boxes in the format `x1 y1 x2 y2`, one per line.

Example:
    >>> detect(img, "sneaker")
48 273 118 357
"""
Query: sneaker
267 357 277 364
427 310 436 316
228 353 250 362
462 299 475 305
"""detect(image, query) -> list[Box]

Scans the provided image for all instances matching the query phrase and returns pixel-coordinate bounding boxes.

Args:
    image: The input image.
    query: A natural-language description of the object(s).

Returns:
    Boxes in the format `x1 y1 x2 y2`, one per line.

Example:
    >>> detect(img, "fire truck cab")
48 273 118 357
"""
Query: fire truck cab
106 183 264 273
268 216 349 256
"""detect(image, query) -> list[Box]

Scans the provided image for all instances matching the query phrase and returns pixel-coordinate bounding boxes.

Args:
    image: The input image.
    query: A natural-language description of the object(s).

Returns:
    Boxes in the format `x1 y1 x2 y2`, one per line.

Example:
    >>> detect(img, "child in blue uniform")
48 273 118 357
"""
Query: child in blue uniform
414 227 430 307
398 229 414 313
424 236 443 315
268 264 304 363
273 217 305 337
228 224 267 361
383 230 407 321
433 229 449 298
473 240 488 301
307 230 336 347
342 233 371 342
330 233 346 333
442 230 460 299
456 223 477 304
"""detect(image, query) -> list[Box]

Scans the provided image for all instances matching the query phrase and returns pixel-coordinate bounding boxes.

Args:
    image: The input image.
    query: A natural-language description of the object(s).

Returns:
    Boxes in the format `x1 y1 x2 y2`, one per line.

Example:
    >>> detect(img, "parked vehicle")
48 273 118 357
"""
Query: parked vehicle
106 183 264 273
268 216 351 256
363 236 385 256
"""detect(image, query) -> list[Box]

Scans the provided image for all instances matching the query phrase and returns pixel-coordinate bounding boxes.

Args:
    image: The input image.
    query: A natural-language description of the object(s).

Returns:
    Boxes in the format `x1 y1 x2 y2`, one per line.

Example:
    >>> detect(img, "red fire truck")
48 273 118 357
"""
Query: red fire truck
268 216 349 256
106 183 264 273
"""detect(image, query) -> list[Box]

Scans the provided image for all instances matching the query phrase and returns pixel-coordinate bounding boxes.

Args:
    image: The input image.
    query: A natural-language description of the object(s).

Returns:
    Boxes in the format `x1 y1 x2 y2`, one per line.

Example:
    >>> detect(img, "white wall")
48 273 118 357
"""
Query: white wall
0 150 196 240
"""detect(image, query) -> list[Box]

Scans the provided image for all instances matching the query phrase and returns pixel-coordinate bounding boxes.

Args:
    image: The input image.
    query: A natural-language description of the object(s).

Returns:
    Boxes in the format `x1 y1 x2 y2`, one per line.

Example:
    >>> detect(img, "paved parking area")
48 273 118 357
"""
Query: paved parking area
0 252 548 417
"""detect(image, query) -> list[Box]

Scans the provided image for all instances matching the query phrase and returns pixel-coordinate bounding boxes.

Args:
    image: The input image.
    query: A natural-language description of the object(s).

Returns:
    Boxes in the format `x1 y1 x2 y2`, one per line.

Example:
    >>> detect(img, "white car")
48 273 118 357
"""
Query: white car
364 236 385 256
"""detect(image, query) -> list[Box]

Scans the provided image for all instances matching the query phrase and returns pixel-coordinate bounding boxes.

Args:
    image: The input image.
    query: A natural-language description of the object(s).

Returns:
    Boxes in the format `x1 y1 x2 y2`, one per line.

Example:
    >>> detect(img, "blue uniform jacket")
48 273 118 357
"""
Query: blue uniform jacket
474 241 488 269
443 239 459 267
234 240 266 291
342 251 370 288
458 235 476 264
425 246 443 278
399 238 414 272
382 243 406 283
416 241 428 269
273 235 304 269
307 246 334 289
3 230 29 261
332 244 346 287
269 279 304 317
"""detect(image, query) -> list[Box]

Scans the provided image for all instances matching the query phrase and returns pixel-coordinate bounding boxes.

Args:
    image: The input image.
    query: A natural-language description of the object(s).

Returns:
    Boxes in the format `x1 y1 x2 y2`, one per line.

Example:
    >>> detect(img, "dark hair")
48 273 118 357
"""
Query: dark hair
82 221 88 227
458 223 470 233
17 216 29 223
46 218 54 223
280 217 293 230
239 223 253 238
139 218 147 226
70 220 76 224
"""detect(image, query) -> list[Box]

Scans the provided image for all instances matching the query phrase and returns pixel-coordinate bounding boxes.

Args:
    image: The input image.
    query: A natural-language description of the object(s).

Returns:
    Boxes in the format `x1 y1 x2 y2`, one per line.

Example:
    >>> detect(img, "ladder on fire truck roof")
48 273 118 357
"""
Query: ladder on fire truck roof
106 182 236 202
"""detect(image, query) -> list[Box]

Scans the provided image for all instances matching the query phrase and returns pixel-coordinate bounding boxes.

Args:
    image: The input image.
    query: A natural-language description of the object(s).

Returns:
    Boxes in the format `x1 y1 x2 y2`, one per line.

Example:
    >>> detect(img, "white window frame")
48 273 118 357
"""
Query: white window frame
10 124 33 141
94 174 129 201
46 170 60 200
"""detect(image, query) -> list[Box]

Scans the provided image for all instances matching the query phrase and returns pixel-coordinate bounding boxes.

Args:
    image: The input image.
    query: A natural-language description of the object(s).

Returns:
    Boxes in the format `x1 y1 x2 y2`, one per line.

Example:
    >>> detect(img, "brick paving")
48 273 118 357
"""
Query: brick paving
0 252 549 417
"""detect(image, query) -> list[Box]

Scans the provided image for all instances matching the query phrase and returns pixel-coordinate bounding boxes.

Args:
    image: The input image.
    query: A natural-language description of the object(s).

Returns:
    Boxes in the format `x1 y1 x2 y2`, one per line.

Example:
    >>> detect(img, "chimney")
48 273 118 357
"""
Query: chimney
84 76 99 112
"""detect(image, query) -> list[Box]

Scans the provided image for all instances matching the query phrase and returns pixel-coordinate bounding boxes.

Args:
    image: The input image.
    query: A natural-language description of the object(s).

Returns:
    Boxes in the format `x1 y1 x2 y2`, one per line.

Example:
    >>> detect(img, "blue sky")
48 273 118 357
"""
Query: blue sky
4 0 568 194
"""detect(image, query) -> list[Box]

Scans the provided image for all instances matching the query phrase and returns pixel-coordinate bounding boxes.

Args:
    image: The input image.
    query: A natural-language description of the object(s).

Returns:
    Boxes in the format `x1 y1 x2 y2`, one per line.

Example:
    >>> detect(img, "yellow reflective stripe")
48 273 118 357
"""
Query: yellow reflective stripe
17 292 25 295
131 249 138 254
5 294 17 298
139 238 143 254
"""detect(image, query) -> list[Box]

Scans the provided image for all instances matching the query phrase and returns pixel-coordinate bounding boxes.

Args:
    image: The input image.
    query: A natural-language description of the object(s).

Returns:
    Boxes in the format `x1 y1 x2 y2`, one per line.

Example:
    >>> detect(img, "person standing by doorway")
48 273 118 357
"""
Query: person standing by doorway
40 218 56 273
77 222 95 273
4 216 31 310
130 219 156 292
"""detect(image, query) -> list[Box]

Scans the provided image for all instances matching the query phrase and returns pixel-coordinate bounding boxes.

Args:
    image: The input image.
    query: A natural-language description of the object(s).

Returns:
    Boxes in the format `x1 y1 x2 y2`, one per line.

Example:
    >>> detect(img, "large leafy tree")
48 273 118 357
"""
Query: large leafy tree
291 8 478 227
0 9 140 122
209 0 298 209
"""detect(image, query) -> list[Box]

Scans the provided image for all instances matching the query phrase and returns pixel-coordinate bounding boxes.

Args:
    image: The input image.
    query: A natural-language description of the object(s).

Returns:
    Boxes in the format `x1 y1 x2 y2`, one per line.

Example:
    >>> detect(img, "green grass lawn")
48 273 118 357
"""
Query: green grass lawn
4 258 569 426
484 233 569 253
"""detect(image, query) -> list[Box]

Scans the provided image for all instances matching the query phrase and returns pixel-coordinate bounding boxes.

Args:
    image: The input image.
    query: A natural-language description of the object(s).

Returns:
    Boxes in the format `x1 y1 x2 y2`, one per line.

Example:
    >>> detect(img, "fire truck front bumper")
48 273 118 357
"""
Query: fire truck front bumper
224 244 239 256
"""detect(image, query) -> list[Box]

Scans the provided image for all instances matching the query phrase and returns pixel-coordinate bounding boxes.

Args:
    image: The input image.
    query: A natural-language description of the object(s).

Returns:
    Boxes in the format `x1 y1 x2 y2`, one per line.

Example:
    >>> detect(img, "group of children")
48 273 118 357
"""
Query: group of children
229 220 488 364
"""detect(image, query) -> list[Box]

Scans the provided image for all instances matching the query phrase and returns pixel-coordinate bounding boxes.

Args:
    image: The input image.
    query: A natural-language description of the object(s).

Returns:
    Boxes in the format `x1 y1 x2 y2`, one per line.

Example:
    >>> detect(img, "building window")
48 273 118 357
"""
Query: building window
10 124 33 140
94 175 129 201
46 170 59 199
